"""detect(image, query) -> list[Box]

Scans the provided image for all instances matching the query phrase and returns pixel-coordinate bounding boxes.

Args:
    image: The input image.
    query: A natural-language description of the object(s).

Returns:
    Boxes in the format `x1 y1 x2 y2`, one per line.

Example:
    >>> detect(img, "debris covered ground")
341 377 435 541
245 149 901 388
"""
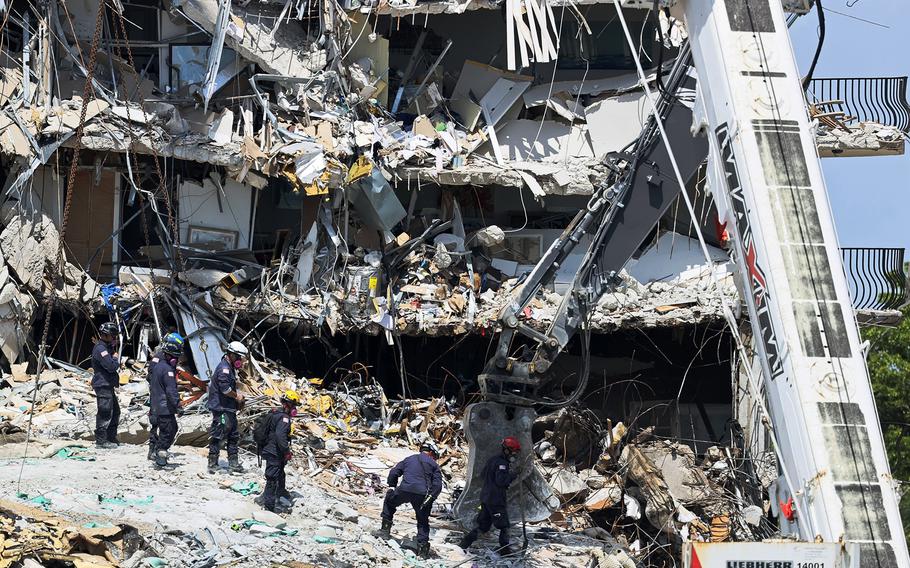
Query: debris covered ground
0 355 776 567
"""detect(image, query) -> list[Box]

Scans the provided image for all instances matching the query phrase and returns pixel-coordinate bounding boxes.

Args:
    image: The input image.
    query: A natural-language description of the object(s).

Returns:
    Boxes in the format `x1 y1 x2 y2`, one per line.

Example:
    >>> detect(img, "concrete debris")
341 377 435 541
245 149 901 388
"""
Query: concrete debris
815 121 905 157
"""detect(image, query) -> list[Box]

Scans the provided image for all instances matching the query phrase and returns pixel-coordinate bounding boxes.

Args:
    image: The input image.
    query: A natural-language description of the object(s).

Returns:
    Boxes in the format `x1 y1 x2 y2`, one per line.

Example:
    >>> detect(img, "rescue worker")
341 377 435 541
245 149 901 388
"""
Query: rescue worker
372 442 442 558
147 332 185 461
92 321 122 449
207 341 248 474
148 334 184 468
258 390 301 512
458 436 522 556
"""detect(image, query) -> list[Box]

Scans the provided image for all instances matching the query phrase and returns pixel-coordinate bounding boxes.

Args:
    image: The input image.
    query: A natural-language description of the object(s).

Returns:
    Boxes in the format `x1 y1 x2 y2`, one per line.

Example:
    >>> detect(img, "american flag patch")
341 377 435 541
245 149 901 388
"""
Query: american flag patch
499 465 506 470
100 351 109 357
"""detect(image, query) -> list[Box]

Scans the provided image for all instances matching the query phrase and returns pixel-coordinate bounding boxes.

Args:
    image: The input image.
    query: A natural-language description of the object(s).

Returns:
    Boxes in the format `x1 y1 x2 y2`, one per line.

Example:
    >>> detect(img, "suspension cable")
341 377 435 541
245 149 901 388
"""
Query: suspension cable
17 0 108 493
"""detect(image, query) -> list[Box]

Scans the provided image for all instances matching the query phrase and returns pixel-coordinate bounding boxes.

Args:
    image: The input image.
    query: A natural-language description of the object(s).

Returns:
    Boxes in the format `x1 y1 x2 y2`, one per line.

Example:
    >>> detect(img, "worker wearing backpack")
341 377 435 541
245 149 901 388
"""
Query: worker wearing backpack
254 390 301 513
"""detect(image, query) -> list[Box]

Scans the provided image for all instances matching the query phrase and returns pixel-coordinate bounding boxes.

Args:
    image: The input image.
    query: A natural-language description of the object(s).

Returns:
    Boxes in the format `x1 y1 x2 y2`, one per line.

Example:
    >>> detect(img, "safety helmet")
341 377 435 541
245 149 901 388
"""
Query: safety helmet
281 389 301 406
502 436 521 454
99 321 118 337
225 341 249 356
161 332 184 356
420 441 440 458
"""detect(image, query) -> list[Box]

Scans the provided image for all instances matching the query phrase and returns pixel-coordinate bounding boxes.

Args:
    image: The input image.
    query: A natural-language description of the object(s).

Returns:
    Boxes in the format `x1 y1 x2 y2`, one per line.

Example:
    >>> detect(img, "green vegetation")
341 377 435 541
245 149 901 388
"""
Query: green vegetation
864 306 910 539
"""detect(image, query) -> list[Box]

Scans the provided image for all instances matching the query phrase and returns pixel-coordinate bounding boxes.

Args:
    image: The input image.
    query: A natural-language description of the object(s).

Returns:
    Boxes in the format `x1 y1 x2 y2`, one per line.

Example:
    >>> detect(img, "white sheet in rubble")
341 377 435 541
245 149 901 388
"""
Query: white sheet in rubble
627 232 730 285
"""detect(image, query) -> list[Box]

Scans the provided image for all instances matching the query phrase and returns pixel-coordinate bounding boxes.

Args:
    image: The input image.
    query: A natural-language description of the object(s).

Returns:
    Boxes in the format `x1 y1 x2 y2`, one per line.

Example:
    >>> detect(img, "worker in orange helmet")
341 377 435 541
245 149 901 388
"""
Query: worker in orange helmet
458 436 522 557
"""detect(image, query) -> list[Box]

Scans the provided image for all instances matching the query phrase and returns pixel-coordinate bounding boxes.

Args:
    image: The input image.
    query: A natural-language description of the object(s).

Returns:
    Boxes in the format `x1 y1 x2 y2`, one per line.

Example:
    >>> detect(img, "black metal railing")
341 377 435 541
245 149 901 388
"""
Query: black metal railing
806 77 910 133
841 247 908 311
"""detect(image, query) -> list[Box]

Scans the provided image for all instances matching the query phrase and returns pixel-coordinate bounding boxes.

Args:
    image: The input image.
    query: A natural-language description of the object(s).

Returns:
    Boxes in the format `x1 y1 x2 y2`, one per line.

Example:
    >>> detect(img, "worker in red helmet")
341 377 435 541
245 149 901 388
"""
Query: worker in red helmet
458 436 522 556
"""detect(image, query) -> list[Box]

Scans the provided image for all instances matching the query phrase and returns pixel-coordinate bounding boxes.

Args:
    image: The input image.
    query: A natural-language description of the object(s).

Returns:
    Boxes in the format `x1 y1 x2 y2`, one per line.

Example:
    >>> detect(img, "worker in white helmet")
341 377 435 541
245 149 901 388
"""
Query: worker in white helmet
206 341 248 474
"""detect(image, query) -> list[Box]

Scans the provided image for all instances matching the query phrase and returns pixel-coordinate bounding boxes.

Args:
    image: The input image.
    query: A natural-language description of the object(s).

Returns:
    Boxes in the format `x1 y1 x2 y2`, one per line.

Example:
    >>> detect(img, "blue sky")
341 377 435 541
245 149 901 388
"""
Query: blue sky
789 0 909 251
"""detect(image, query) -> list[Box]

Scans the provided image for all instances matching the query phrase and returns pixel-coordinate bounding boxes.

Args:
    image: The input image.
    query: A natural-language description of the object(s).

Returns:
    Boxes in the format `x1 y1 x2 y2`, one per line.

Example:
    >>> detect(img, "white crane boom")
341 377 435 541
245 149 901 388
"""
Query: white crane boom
679 0 907 565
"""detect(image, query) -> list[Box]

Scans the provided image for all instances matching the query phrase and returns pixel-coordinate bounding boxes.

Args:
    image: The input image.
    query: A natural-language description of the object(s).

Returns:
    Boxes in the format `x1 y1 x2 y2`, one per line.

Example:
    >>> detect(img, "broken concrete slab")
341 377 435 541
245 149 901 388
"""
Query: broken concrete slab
549 468 590 499
637 441 719 504
252 509 287 529
175 0 327 82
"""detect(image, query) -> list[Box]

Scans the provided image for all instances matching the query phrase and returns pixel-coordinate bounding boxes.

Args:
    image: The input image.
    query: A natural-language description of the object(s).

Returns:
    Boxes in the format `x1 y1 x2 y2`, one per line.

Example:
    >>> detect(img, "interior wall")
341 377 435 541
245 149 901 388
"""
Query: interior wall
22 166 62 224
178 177 253 250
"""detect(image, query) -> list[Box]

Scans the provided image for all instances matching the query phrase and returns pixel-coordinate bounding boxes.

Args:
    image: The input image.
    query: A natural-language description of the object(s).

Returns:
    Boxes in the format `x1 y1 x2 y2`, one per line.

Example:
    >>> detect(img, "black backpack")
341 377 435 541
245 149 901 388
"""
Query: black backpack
253 411 275 456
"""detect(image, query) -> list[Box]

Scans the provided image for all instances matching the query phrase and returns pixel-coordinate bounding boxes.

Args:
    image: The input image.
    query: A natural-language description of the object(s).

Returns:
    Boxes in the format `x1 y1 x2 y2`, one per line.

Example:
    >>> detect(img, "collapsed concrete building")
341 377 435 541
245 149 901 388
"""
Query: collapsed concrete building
0 0 908 566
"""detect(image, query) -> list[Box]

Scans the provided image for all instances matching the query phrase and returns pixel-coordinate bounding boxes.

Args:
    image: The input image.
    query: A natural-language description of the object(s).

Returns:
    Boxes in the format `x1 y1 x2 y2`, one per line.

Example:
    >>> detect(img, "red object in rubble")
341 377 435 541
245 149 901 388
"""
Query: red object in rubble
780 497 796 521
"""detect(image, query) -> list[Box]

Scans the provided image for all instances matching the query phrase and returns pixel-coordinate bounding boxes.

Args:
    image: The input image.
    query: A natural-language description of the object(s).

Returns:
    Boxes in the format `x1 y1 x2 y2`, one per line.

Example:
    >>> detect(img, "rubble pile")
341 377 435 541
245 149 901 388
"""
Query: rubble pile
0 497 148 567
815 121 905 156
528 413 775 566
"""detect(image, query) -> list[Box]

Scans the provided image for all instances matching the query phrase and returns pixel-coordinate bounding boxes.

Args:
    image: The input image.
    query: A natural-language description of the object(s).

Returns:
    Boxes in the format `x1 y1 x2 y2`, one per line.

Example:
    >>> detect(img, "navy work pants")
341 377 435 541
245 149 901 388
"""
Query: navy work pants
465 503 510 547
94 388 120 443
382 488 432 544
262 457 287 511
208 411 239 459
151 414 178 452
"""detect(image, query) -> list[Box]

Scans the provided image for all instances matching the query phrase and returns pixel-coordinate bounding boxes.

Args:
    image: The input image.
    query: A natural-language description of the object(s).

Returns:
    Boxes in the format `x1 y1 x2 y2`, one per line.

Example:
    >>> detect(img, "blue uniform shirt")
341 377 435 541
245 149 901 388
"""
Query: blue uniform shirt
148 354 180 416
261 408 292 459
91 341 120 389
480 454 517 507
206 358 237 412
388 453 442 498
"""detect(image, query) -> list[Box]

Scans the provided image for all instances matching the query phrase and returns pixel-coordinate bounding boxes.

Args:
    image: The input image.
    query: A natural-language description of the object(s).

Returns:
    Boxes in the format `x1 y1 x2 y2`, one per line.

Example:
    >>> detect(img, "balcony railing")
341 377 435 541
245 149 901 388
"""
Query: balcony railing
806 77 910 134
841 247 908 311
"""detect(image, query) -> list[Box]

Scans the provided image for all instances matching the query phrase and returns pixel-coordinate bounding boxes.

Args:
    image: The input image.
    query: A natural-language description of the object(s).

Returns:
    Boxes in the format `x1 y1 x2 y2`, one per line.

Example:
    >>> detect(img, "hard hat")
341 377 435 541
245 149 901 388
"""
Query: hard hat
281 389 301 406
163 332 184 347
99 322 118 337
502 436 521 453
161 333 184 356
420 441 440 458
226 341 249 356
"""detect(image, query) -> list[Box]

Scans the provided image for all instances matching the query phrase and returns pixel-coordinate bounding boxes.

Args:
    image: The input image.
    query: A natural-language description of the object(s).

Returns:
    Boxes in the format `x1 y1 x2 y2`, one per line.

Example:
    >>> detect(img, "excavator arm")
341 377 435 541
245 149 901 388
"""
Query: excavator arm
455 48 711 526
481 48 708 407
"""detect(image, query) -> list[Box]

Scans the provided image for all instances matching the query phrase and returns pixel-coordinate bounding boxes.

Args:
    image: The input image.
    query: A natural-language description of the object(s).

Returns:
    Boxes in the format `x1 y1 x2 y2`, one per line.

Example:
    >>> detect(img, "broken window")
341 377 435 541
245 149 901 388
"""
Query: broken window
107 0 160 43
560 16 655 70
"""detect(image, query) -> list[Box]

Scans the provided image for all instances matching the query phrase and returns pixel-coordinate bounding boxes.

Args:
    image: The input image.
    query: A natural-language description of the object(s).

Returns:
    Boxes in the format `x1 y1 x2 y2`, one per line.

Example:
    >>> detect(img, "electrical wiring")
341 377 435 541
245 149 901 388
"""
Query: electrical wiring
502 185 529 234
800 0 825 92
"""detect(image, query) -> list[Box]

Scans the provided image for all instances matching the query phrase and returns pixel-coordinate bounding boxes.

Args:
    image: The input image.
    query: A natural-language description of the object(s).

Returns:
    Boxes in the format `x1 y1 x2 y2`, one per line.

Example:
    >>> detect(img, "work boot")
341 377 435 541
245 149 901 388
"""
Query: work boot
458 531 477 551
147 446 155 461
95 441 117 450
207 454 219 474
497 544 518 557
228 455 245 474
416 542 431 559
371 519 392 540
155 450 168 468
